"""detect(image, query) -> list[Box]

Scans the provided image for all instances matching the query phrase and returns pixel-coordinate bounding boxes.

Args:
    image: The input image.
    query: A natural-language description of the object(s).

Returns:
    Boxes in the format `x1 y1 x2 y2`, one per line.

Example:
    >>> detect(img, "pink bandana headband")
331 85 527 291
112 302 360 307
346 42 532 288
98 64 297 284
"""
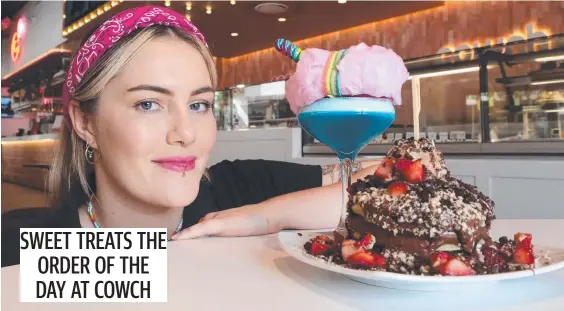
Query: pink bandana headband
62 6 207 124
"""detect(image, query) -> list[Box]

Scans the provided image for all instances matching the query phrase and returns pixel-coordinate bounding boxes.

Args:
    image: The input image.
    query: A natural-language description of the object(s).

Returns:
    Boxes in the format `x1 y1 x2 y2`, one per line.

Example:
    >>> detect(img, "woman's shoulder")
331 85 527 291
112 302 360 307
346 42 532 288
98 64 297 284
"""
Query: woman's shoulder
209 159 273 169
209 159 319 175
208 159 321 188
206 159 321 199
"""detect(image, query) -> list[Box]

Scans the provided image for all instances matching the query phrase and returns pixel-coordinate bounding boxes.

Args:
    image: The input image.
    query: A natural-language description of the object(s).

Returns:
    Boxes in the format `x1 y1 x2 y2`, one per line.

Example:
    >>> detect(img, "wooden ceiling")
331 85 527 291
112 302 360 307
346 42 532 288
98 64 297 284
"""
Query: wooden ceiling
64 1 444 58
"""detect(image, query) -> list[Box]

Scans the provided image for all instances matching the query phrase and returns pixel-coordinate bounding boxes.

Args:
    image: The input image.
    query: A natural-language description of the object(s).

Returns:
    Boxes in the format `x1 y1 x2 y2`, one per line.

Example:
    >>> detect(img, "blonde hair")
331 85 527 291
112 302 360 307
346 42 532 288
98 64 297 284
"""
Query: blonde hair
48 26 217 209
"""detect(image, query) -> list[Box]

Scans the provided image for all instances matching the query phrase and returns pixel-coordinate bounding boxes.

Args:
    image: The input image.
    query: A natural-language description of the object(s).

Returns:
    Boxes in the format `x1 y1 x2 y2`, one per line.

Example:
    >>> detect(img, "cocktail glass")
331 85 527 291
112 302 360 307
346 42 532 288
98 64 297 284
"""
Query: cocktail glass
298 96 395 239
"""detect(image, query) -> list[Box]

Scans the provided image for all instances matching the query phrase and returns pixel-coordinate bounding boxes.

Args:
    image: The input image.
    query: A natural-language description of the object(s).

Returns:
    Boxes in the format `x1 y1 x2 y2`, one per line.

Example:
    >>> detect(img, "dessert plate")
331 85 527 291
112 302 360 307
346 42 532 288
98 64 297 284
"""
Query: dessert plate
278 230 564 291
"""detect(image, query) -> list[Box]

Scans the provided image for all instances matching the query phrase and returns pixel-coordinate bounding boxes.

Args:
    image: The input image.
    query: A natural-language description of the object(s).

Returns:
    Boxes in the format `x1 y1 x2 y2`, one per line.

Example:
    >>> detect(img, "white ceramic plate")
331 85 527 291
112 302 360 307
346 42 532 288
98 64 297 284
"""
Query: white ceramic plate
278 230 564 291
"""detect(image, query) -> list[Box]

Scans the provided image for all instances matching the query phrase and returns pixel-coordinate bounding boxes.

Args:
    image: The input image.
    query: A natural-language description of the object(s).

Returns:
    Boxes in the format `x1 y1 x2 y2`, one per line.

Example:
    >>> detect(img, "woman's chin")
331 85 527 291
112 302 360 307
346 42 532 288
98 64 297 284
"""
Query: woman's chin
150 195 198 210
144 184 200 209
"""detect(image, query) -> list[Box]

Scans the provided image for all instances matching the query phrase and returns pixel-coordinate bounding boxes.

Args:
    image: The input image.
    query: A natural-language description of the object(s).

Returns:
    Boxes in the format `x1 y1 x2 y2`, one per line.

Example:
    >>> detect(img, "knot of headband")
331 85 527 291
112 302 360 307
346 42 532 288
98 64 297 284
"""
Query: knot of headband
62 6 207 124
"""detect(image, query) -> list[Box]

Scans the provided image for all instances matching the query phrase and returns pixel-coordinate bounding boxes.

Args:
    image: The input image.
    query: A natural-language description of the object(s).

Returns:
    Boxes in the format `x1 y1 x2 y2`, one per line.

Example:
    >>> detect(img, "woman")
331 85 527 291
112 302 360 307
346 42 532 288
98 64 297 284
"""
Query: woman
1 6 379 267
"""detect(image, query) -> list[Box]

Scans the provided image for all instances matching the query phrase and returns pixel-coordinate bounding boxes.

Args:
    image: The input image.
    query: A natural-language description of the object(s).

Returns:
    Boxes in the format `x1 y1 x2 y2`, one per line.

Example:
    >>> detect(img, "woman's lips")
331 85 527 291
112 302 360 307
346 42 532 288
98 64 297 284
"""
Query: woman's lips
152 156 196 172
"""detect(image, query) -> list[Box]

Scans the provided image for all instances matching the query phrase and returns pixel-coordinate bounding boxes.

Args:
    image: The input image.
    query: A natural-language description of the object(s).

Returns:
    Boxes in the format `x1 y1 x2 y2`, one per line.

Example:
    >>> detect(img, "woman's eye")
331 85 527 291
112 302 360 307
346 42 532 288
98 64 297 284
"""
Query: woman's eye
190 101 211 113
135 100 161 112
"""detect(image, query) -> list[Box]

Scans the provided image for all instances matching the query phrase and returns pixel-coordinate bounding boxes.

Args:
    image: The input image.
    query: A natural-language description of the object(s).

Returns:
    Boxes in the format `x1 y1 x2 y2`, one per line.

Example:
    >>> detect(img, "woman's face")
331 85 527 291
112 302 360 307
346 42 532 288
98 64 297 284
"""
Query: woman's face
91 36 216 208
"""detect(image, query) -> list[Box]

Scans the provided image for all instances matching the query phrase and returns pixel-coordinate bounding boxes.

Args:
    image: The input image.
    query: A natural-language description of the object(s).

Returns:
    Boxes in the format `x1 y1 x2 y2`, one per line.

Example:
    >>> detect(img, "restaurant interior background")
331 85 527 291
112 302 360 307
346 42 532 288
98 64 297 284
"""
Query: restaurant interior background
1 1 563 218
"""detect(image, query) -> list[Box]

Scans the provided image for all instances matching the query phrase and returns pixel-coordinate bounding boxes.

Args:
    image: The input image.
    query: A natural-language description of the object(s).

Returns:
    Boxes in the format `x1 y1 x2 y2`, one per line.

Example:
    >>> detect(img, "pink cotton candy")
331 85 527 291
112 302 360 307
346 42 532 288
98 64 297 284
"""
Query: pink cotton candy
285 42 409 114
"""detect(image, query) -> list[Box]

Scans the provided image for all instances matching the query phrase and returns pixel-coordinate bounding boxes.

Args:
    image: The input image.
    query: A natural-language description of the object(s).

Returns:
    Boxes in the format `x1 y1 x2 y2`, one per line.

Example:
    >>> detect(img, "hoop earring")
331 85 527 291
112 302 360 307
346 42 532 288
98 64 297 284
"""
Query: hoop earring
85 143 96 164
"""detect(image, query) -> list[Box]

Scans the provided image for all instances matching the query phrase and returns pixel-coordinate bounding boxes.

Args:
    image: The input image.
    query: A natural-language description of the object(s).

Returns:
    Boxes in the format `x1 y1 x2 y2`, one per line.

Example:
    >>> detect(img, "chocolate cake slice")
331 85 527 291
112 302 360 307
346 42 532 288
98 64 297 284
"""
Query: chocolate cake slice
305 138 535 276
345 138 495 264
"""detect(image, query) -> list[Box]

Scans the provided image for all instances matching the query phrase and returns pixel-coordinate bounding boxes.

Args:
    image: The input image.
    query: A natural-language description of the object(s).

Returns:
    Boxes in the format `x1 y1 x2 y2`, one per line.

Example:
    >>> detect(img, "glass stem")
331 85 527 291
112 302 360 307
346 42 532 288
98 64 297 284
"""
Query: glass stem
336 158 353 240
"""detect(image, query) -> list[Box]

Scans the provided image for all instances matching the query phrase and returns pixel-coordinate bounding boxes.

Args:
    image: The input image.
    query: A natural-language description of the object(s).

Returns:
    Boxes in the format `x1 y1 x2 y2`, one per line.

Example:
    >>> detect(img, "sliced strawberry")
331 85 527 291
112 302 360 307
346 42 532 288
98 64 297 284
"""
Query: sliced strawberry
513 246 535 265
310 242 330 256
347 251 386 269
372 253 387 269
403 160 424 183
312 235 331 243
388 181 408 197
374 158 393 180
341 240 362 261
514 233 533 248
395 158 412 173
440 258 476 276
358 233 376 249
430 252 451 271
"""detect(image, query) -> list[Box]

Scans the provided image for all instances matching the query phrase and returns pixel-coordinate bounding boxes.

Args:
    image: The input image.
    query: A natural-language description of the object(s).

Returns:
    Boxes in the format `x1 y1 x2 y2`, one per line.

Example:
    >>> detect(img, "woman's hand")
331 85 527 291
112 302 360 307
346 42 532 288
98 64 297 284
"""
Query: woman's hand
172 205 280 240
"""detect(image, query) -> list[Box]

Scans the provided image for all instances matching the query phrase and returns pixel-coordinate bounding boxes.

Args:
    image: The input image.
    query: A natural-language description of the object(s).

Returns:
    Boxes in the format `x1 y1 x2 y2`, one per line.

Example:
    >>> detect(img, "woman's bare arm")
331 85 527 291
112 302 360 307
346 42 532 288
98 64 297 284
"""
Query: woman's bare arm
174 163 380 239
320 159 381 186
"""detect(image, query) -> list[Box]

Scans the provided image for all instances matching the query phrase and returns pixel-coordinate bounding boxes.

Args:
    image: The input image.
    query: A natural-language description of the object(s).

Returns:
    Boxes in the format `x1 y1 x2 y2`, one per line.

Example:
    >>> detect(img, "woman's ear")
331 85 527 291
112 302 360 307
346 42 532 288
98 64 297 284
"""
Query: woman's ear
68 100 98 149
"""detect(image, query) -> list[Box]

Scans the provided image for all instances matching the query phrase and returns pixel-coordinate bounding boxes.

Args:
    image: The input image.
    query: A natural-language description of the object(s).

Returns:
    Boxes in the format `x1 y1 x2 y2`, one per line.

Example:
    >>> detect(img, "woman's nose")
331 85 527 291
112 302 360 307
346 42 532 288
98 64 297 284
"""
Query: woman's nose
166 112 196 147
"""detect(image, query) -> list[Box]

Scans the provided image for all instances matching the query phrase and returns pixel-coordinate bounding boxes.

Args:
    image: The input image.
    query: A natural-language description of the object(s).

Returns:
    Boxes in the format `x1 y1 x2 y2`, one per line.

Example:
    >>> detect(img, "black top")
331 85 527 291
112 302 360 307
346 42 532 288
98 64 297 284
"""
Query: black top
1 159 321 267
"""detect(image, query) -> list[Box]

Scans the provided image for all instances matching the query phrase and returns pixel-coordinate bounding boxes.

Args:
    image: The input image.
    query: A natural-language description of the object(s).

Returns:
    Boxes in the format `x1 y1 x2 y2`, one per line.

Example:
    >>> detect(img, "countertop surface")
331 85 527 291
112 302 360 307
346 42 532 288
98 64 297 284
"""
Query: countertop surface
1 133 58 142
2 219 564 311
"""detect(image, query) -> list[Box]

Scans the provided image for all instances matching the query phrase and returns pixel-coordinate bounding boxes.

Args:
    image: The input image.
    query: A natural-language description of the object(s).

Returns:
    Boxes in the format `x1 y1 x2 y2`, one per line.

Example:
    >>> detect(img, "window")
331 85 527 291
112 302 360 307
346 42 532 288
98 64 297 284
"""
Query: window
488 61 564 142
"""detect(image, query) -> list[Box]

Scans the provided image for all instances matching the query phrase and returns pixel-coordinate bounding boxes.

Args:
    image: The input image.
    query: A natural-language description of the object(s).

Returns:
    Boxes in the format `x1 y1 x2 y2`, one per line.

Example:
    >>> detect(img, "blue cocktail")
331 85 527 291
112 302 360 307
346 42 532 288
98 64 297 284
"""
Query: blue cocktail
298 97 395 238
274 37 404 238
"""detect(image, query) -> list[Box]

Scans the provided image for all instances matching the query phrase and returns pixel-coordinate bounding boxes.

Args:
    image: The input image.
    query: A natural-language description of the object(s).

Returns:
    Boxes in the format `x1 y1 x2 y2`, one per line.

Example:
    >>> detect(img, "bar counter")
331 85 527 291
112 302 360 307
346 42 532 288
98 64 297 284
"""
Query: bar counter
1 134 58 190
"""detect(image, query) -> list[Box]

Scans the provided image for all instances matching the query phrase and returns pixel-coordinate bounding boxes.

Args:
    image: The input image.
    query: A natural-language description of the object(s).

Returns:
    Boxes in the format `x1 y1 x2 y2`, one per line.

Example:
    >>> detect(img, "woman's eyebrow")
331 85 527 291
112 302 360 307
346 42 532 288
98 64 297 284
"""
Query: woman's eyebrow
127 84 173 96
192 86 214 96
126 85 213 96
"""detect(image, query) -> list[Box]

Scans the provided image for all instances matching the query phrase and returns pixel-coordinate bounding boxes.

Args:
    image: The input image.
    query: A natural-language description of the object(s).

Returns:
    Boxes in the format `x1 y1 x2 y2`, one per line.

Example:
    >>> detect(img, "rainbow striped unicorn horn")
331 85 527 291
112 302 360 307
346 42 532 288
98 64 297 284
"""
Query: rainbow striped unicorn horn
275 38 303 62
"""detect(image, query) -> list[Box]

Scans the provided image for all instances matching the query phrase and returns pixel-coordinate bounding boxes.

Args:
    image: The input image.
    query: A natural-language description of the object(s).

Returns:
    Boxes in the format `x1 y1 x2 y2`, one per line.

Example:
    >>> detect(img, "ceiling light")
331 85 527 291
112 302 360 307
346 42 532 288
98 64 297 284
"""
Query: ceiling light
185 14 191 21
278 17 286 22
338 0 347 3
535 55 564 62
237 84 245 88
206 5 212 14
231 32 239 37
17 18 25 35
230 0 236 4
409 66 479 79
254 3 289 15
164 1 171 7
531 79 564 86
63 14 66 19
186 2 192 10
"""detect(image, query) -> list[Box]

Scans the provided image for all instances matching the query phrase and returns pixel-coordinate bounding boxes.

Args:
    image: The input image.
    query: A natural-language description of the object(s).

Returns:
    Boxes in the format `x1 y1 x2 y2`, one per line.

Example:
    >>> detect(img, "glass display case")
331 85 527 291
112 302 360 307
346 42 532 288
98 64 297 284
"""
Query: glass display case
213 81 297 131
213 89 233 131
302 34 564 156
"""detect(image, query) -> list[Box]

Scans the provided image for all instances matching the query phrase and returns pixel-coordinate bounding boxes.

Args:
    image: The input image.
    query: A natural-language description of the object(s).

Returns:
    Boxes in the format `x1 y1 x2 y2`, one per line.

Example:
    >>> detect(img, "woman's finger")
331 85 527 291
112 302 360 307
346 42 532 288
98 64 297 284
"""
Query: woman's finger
173 219 222 240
